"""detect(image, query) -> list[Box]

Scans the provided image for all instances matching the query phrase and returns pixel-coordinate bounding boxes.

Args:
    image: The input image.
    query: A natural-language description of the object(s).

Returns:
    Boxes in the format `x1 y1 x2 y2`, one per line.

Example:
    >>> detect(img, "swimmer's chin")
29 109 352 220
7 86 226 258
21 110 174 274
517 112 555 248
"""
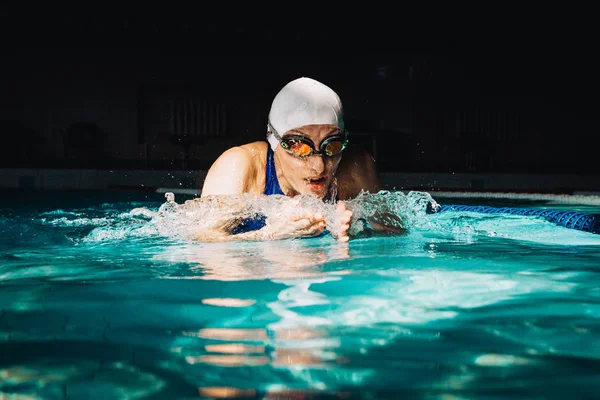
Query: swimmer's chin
303 188 328 199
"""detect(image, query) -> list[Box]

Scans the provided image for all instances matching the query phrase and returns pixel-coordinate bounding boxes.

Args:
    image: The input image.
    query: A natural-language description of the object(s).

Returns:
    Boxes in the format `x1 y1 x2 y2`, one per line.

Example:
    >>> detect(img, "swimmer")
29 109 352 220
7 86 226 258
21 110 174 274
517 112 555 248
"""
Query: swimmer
199 77 404 242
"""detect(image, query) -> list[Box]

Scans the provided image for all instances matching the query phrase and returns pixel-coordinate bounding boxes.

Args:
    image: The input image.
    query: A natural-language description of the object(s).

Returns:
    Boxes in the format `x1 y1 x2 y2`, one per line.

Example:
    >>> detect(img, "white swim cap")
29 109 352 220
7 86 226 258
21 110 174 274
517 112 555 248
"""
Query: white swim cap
267 77 344 150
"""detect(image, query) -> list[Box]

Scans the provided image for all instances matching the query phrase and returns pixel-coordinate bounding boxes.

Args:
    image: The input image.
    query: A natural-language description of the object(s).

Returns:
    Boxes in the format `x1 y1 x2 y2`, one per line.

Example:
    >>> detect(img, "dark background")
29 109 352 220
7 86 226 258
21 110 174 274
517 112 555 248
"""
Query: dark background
1 7 598 174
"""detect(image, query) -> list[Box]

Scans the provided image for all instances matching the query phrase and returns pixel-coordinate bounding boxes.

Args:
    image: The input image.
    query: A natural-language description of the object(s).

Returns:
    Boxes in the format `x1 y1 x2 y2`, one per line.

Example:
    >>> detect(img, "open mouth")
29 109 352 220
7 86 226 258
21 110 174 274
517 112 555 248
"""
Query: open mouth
305 177 325 184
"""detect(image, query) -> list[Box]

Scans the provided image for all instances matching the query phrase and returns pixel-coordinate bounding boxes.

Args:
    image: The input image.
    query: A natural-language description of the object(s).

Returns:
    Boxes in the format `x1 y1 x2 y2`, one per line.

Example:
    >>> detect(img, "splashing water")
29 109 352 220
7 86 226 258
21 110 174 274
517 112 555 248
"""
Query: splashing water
153 190 438 241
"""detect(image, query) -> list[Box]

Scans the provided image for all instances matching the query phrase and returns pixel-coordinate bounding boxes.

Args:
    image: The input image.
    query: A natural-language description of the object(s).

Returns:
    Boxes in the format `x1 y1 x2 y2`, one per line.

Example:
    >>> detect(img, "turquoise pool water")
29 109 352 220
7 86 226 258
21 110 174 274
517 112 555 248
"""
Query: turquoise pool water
1 189 600 399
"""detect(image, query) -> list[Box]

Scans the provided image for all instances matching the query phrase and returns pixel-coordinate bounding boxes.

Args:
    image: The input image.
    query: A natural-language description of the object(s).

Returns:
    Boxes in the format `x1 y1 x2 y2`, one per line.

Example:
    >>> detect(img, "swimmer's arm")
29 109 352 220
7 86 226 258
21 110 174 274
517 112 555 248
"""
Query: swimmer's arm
189 200 325 242
190 225 283 242
187 206 275 242
190 225 272 242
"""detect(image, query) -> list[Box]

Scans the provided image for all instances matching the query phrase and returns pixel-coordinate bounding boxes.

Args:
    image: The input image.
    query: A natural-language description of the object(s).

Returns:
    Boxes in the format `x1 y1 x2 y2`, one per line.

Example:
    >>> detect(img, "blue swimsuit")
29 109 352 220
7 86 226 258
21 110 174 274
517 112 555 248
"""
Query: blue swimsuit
230 146 282 234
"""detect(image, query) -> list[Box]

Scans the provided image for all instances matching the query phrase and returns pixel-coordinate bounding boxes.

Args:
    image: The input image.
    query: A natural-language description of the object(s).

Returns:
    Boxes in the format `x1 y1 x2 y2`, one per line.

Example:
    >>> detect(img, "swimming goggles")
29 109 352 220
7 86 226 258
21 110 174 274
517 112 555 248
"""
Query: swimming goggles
268 121 349 158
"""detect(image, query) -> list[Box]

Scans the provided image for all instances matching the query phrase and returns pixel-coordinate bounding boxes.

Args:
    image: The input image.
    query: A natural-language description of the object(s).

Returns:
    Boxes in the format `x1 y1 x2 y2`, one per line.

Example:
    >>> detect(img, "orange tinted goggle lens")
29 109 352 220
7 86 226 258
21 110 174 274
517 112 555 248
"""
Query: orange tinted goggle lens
288 141 313 156
282 136 347 157
323 140 345 156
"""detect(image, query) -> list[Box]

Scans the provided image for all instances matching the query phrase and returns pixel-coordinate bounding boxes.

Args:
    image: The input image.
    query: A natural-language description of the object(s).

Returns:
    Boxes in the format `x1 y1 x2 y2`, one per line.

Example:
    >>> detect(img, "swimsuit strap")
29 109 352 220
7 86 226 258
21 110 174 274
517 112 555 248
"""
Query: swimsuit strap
264 146 285 195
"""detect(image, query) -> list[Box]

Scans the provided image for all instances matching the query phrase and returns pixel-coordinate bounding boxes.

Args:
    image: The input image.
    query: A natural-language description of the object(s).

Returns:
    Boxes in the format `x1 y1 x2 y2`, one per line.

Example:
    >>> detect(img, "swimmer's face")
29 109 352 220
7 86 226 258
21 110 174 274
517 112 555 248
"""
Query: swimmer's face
275 124 345 199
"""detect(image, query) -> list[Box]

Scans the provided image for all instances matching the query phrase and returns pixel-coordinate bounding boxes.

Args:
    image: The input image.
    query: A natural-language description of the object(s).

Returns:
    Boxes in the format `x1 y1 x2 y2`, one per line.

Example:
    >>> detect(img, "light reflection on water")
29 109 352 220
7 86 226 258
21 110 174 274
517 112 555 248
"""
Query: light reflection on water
1 190 600 398
163 240 353 281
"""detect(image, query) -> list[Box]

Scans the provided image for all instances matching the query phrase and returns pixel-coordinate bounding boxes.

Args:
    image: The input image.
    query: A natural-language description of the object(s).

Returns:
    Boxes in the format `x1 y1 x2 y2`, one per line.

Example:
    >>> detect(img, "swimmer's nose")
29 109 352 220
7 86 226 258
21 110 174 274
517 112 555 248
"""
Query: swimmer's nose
307 154 325 174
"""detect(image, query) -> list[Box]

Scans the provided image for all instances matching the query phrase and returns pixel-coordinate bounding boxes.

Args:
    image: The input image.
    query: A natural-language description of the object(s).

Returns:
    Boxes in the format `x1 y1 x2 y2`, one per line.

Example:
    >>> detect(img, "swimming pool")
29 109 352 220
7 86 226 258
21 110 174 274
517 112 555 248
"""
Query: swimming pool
1 189 600 399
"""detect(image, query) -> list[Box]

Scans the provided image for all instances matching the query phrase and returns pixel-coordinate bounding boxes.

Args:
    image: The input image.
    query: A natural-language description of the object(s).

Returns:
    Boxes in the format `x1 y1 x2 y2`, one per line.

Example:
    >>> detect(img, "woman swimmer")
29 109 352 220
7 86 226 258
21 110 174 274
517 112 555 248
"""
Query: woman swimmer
197 77 404 242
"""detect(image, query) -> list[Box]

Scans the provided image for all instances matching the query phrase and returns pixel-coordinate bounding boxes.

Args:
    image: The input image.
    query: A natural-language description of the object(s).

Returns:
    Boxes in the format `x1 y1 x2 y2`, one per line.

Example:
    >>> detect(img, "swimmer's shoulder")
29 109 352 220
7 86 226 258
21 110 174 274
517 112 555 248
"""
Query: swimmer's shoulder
202 141 268 196
209 141 266 171
338 143 378 173
238 141 269 162
337 143 382 199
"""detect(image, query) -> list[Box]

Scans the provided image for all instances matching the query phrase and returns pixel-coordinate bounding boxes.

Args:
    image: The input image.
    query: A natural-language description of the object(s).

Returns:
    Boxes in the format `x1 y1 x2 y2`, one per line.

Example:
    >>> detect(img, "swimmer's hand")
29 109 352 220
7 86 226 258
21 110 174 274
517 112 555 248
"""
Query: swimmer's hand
328 201 353 242
261 201 327 240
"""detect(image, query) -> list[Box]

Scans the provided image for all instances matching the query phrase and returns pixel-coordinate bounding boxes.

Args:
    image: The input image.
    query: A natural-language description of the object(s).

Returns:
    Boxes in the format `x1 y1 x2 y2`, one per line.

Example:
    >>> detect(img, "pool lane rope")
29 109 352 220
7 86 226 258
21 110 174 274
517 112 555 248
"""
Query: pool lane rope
427 191 600 206
430 204 600 235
